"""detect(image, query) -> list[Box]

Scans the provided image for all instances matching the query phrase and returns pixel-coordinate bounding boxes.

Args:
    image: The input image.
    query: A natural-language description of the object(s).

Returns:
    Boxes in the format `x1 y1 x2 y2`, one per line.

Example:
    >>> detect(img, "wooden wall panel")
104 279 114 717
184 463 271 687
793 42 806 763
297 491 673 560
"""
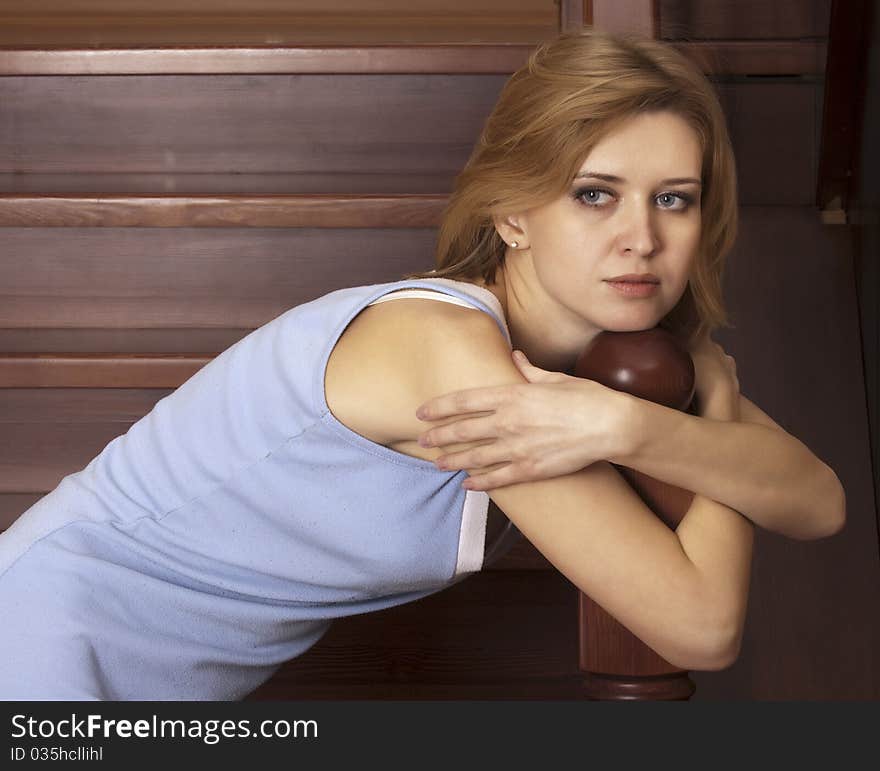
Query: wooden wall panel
7 208 875 700
659 0 832 40
0 494 41 529
2 0 874 701
0 78 816 197
0 27 553 50
0 75 506 176
0 0 550 11
691 207 879 699
0 228 438 332
719 82 818 206
0 389 171 493
246 569 580 700
0 0 559 47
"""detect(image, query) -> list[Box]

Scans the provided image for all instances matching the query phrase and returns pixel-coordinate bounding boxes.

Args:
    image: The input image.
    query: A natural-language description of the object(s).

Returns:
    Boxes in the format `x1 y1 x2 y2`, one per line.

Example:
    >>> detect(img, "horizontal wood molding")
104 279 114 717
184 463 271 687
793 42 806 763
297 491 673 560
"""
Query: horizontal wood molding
0 1 554 11
246 569 579 700
0 353 209 388
0 172 456 195
0 41 826 75
590 0 658 39
0 45 537 75
0 82 820 209
682 40 826 76
0 194 447 227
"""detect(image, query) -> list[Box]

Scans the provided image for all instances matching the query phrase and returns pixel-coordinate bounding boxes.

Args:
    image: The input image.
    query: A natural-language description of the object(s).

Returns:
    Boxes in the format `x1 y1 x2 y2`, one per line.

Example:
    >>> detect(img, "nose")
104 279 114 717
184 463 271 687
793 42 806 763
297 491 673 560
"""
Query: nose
617 200 660 257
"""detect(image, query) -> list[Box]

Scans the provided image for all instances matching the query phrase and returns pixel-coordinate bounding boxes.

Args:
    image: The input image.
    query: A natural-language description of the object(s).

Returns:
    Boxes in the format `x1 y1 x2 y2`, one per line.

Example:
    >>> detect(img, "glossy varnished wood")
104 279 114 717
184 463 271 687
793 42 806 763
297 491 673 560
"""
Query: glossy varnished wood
0 353 210 388
0 42 827 76
245 569 580 700
2 0 876 702
0 46 541 76
658 0 832 40
0 194 447 228
0 0 558 53
0 80 822 232
815 0 873 218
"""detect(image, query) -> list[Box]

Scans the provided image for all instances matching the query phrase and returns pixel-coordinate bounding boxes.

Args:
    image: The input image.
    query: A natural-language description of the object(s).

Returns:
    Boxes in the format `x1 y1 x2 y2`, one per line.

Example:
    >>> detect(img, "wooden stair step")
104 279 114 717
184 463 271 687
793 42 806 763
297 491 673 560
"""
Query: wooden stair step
0 40 826 75
0 353 210 388
0 193 448 228
0 172 456 195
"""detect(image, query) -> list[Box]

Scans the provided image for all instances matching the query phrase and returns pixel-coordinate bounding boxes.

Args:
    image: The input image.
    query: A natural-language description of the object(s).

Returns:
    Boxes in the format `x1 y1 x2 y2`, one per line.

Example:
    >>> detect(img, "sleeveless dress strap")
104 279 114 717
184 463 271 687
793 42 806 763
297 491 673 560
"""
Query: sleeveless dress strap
366 288 478 309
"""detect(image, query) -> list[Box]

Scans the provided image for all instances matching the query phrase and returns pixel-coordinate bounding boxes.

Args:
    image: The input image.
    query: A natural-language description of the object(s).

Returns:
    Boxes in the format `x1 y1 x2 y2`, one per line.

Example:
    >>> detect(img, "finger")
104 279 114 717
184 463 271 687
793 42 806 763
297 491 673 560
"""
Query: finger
416 386 506 421
513 351 561 383
433 443 508 471
462 465 532 492
418 415 498 447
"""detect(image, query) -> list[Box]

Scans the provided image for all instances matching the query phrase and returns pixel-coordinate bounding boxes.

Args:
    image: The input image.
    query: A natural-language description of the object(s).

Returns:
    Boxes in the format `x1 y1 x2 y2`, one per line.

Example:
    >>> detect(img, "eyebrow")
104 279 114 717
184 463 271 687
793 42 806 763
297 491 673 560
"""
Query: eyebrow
574 171 702 186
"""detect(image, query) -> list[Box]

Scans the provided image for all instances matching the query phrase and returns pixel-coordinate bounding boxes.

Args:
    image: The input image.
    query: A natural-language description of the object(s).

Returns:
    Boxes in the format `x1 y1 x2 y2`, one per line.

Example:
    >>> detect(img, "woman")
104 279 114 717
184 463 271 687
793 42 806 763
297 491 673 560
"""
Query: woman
0 29 844 700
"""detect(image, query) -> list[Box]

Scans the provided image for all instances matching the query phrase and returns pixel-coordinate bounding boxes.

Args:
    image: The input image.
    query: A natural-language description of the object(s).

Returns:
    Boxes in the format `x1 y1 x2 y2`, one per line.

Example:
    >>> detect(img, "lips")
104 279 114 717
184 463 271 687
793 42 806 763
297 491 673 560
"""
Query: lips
605 274 660 283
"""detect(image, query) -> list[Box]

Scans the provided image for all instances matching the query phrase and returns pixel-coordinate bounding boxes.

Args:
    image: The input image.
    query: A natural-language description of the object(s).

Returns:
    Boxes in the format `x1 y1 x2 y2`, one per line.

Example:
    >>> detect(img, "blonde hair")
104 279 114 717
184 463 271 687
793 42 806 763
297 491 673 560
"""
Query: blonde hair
403 27 739 347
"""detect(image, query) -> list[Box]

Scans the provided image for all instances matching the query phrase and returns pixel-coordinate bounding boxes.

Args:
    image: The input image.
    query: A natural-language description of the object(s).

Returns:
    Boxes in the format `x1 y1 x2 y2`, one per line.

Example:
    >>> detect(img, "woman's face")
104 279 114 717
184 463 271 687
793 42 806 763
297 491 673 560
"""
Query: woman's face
498 110 703 336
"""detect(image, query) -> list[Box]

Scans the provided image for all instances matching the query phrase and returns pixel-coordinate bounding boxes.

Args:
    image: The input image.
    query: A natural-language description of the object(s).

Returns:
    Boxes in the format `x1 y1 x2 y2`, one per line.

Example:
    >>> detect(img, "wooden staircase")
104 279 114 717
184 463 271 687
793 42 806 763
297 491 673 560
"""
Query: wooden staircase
4 0 876 701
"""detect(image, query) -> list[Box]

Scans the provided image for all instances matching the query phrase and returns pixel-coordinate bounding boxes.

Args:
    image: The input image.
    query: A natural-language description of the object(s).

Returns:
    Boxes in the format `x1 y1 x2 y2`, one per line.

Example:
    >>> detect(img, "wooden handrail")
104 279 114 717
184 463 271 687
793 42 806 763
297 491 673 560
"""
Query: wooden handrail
0 41 826 76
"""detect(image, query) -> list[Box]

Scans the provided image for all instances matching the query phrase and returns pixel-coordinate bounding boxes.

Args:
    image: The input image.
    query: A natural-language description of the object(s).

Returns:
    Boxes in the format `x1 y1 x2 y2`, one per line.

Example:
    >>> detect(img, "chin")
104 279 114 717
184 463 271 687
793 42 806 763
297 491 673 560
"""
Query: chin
604 314 659 333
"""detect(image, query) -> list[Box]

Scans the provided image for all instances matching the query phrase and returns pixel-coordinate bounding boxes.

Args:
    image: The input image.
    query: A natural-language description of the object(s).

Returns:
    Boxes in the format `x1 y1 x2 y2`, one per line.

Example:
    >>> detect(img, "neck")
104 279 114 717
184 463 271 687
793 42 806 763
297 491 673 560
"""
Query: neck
476 257 603 375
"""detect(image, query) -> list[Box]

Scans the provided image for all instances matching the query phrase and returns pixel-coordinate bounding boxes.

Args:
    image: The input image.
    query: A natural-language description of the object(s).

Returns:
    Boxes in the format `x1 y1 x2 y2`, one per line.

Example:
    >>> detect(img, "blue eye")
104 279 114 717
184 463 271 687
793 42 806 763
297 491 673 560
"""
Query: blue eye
573 187 694 211
574 188 614 206
657 192 694 210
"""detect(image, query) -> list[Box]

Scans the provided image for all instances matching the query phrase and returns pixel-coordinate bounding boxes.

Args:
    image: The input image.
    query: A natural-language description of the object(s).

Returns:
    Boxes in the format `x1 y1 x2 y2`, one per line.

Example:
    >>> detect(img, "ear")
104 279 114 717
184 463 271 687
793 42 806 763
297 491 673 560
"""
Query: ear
492 213 528 248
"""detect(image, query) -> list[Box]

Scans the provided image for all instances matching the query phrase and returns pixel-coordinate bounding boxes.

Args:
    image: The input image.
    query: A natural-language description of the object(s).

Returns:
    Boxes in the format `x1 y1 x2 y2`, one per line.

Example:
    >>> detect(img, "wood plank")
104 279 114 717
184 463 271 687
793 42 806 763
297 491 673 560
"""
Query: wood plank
0 494 42 530
0 327 251 354
246 569 580 699
0 0 553 11
815 0 873 217
690 205 880 700
681 40 826 76
0 354 209 388
559 0 584 33
659 0 832 40
591 0 658 38
0 41 827 75
0 194 447 228
0 73 508 176
0 227 439 331
0 172 456 195
0 78 811 184
0 80 819 231
0 6 558 48
0 0 836 47
0 45 539 75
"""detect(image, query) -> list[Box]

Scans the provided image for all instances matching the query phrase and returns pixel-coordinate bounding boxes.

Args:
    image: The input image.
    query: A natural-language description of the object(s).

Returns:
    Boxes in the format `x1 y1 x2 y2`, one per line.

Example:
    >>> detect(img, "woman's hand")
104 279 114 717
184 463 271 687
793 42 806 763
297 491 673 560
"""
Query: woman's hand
415 350 632 491
688 331 741 421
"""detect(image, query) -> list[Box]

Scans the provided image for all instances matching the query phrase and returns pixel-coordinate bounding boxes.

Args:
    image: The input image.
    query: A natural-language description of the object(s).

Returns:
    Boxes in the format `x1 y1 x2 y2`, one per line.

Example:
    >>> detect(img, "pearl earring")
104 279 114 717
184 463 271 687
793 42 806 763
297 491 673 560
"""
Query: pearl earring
510 241 518 248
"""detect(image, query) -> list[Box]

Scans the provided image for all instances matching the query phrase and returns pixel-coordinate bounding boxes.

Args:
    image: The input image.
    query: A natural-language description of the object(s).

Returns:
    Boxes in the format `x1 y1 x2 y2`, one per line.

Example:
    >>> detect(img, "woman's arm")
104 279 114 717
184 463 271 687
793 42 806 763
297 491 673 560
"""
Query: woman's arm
346 301 752 669
666 386 753 666
417 349 846 541
608 394 846 541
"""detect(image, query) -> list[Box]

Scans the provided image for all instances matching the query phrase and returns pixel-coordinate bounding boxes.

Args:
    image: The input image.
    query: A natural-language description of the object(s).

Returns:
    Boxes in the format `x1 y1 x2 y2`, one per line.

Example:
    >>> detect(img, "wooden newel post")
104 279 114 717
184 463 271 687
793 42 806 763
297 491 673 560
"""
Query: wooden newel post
573 328 698 701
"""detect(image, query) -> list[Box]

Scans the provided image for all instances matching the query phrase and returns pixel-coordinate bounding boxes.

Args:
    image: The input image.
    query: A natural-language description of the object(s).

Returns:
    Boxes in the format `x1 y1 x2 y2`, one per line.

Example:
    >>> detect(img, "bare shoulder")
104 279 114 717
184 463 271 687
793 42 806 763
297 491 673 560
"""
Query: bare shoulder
324 296 503 450
327 295 727 667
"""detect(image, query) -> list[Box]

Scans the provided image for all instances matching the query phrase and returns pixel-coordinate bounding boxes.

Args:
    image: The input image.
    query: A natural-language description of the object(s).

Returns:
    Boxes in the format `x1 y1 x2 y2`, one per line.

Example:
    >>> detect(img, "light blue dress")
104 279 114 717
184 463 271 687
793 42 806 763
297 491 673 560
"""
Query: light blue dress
0 277 519 700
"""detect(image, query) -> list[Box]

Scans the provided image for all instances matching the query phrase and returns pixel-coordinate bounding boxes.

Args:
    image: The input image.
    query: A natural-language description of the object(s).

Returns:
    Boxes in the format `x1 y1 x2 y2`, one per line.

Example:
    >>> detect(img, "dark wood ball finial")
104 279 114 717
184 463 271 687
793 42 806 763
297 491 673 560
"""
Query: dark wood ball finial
573 326 695 411
573 326 698 700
